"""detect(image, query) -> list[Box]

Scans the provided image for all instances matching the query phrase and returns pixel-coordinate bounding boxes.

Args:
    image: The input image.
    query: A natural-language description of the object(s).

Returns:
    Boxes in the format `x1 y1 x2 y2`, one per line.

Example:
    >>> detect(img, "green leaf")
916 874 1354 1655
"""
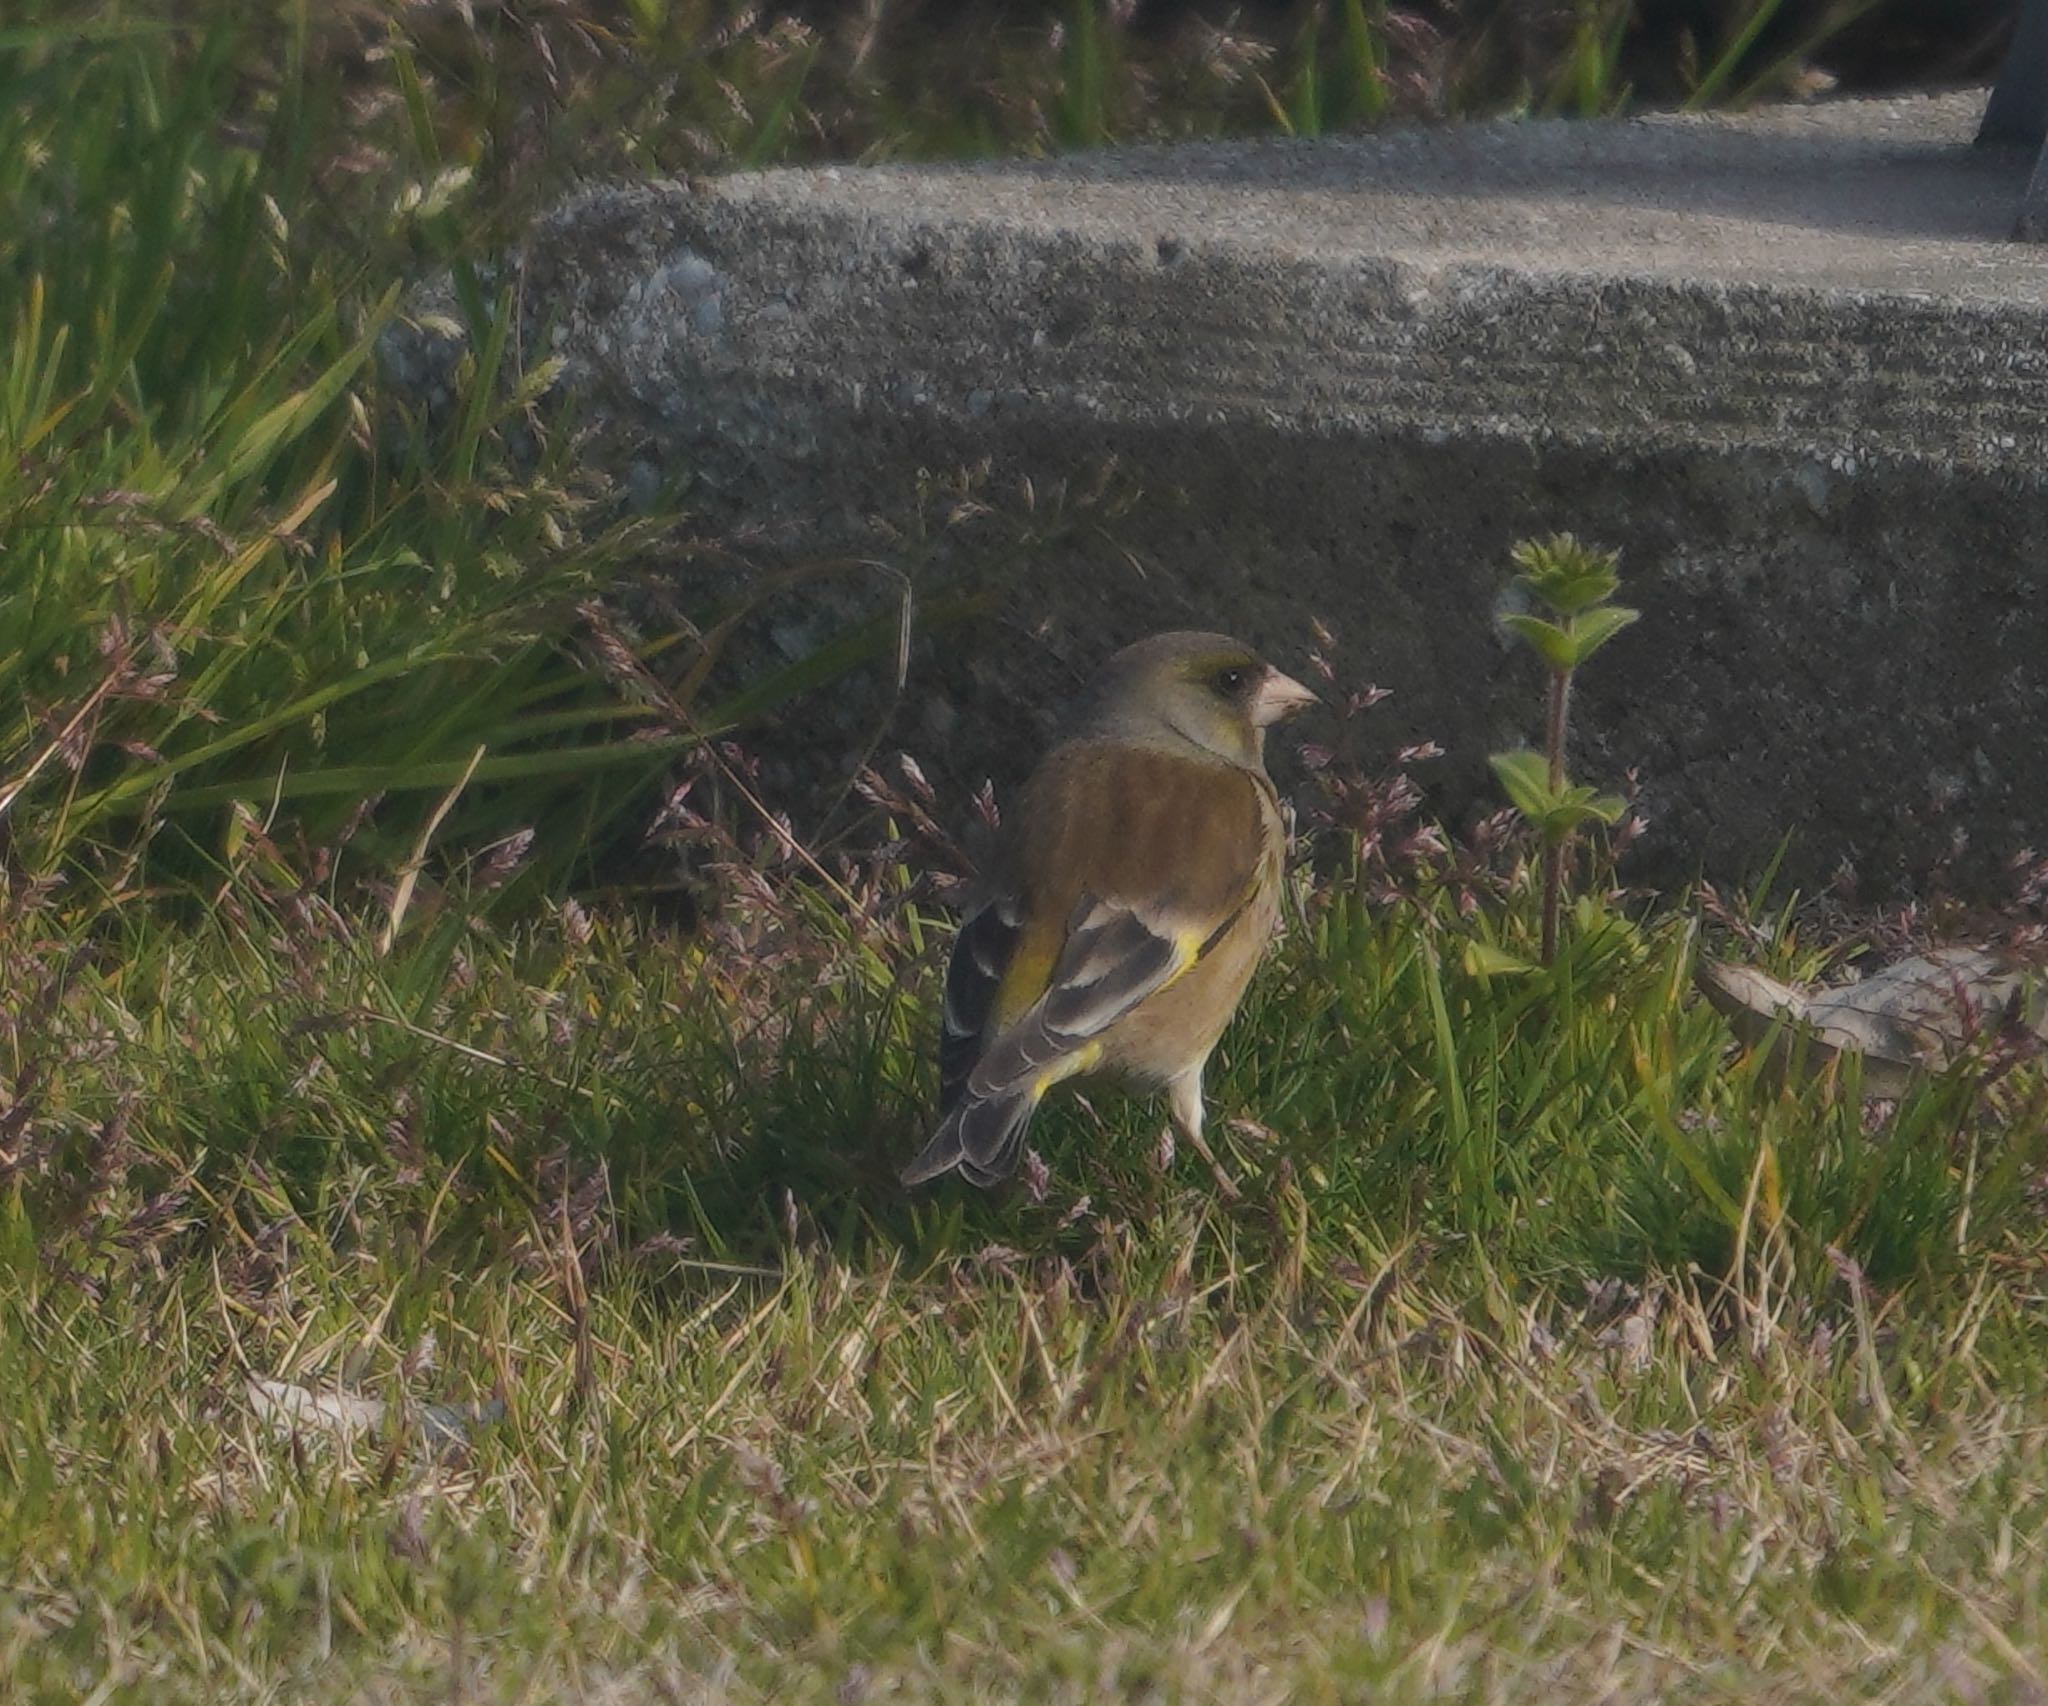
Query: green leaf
1417 943 1470 1148
1501 613 1578 673
1640 1074 1745 1228
142 731 725 813
1492 753 1627 841
1567 604 1640 661
1509 533 1622 616
1464 940 1539 978
1532 786 1626 840
1489 750 1555 821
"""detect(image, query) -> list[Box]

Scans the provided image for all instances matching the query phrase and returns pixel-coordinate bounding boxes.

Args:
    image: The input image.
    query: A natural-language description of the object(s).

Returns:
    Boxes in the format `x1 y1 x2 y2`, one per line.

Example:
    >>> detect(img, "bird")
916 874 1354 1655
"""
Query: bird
900 631 1317 1191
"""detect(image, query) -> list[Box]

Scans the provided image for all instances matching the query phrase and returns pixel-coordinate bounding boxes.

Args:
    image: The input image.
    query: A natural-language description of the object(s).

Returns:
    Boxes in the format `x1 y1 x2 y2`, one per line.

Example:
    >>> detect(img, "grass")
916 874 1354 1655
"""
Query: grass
0 12 683 891
4 2 2047 1699
5 841 2048 1701
12 1225 2048 1701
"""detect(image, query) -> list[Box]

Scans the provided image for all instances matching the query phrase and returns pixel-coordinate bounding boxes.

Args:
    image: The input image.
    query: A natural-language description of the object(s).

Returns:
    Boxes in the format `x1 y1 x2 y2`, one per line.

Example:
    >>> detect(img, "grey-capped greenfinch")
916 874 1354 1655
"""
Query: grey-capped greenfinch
902 631 1316 1189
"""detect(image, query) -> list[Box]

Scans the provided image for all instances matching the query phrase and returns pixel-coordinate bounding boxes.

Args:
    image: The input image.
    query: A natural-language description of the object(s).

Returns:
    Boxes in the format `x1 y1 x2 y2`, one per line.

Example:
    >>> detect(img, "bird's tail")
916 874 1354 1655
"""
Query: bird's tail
899 1085 1041 1188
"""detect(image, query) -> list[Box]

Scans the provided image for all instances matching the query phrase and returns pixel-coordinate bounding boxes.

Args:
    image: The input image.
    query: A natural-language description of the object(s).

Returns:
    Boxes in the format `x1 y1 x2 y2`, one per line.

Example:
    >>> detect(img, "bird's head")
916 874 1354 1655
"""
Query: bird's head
1081 631 1319 769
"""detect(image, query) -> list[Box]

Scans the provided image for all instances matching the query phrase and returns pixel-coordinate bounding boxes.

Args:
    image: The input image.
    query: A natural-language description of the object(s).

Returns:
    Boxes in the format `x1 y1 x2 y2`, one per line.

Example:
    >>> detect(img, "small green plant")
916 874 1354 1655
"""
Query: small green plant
1053 0 1119 149
1545 0 1633 118
1681 0 1790 110
1277 0 1390 139
1489 534 1639 965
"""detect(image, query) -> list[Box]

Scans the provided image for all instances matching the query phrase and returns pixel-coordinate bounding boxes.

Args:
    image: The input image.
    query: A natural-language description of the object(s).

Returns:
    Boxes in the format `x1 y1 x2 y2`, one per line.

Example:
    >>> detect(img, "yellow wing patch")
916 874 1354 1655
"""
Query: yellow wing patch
1032 1040 1104 1098
1167 926 1211 977
992 936 1062 1032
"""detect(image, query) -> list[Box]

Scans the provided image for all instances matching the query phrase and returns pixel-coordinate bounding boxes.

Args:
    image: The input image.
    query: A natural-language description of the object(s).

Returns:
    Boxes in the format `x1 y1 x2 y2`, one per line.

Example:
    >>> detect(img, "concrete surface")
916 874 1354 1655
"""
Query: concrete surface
391 90 2048 894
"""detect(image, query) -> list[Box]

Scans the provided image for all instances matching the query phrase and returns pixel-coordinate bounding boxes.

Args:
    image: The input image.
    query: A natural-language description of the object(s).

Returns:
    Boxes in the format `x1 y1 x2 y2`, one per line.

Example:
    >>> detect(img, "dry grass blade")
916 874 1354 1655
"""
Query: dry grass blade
0 642 136 827
378 744 485 955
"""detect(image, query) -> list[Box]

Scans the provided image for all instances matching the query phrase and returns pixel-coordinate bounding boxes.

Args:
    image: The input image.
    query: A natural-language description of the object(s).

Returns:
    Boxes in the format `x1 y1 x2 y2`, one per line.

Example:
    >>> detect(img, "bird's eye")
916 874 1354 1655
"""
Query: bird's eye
1215 666 1248 696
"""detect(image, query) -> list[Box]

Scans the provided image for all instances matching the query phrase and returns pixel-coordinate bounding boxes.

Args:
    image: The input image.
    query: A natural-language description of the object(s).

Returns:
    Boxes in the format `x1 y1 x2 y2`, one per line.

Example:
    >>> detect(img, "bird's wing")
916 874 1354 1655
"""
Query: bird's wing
906 744 1269 1184
960 886 1255 1101
937 894 1021 1114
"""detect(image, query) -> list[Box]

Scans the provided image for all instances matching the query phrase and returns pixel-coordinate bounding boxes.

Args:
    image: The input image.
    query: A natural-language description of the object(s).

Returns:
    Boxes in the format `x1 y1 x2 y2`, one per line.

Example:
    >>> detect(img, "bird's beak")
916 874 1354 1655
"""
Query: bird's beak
1251 667 1320 728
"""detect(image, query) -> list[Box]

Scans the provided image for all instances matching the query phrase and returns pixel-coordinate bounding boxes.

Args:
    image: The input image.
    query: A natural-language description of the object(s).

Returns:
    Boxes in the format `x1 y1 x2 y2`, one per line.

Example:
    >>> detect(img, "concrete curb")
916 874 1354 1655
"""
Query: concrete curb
388 91 2048 893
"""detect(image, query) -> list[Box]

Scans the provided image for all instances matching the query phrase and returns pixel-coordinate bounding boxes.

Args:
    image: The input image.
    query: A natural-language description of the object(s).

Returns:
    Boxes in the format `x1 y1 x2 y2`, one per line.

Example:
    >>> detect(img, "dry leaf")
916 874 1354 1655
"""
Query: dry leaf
248 1377 502 1449
1697 946 2048 1099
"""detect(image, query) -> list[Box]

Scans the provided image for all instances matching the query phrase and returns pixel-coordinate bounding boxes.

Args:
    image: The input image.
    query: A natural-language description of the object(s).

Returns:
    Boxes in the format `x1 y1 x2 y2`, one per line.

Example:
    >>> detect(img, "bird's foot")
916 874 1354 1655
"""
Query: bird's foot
1177 1122 1242 1204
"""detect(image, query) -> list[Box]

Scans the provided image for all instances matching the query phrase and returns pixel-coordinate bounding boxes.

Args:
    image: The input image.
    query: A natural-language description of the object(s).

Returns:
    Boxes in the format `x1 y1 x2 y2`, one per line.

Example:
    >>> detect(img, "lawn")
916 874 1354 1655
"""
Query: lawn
4 5 2047 1701
8 857 2048 1702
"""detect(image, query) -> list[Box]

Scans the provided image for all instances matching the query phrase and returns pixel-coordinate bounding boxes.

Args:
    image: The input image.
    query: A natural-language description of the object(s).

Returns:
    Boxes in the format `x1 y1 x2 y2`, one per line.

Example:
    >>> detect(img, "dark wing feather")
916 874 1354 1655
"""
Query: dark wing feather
937 895 1021 1113
944 1092 1038 1189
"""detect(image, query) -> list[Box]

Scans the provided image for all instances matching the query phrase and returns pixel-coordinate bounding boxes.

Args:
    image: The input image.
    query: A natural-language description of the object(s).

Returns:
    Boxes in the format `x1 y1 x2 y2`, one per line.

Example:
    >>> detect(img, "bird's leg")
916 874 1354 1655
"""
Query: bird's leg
1168 1070 1240 1203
